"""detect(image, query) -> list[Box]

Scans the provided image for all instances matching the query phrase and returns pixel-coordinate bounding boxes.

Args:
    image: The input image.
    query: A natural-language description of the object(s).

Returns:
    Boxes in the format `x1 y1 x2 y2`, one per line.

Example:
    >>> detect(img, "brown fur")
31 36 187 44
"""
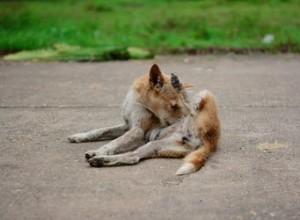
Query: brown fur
134 72 192 127
68 64 193 160
87 90 221 176
183 91 221 172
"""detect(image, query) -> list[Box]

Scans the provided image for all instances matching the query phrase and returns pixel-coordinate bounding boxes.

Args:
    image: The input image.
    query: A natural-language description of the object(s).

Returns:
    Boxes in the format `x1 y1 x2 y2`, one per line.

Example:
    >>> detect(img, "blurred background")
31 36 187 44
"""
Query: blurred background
1 0 299 61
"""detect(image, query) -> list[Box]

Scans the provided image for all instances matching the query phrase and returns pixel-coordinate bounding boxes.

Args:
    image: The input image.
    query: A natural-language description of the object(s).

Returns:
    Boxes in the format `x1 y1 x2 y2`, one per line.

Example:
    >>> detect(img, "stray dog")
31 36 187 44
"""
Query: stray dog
88 90 221 175
68 64 193 159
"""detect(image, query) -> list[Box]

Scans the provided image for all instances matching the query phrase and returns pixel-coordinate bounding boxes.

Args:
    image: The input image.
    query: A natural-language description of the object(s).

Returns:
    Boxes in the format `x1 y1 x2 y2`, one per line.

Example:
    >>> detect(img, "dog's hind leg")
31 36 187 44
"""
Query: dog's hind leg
88 138 190 167
68 124 129 143
85 126 146 159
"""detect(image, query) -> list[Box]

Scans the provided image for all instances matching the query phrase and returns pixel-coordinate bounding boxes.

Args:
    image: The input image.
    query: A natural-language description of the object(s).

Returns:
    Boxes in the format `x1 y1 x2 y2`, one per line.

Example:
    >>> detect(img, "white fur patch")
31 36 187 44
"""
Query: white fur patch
199 89 209 99
175 163 196 175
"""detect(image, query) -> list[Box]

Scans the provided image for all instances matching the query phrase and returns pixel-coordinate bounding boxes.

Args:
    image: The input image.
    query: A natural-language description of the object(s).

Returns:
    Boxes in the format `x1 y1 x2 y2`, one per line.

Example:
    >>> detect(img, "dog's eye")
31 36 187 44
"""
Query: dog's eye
170 104 179 111
182 136 189 144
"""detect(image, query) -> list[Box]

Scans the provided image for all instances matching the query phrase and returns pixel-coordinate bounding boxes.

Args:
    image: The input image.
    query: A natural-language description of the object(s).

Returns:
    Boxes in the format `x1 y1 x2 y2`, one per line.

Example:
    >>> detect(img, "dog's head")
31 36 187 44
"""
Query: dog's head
145 64 193 126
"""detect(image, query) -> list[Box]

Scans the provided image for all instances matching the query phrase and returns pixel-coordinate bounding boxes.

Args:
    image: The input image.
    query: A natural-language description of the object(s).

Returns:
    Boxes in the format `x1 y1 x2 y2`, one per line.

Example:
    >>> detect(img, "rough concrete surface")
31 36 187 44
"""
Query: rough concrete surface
0 55 299 220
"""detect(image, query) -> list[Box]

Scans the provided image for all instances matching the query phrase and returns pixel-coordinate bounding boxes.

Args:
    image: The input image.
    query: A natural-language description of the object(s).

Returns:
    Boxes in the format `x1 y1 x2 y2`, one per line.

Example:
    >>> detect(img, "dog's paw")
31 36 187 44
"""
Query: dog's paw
88 156 112 167
88 157 105 167
85 150 97 160
85 148 111 161
68 133 87 143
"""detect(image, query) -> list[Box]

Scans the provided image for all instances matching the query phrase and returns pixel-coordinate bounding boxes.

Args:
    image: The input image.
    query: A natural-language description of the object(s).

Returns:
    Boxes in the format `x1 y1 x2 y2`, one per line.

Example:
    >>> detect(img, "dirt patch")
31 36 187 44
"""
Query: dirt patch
257 141 288 152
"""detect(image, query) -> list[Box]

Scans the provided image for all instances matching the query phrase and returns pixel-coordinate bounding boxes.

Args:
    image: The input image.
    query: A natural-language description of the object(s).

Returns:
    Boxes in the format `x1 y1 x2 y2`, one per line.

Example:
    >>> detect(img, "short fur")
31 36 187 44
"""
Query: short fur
88 90 221 175
68 64 192 159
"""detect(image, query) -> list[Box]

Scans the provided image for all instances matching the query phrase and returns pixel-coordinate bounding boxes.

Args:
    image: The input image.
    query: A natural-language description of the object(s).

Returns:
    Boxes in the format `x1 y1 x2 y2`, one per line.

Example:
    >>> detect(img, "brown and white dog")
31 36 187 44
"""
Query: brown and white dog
87 90 221 175
68 64 192 159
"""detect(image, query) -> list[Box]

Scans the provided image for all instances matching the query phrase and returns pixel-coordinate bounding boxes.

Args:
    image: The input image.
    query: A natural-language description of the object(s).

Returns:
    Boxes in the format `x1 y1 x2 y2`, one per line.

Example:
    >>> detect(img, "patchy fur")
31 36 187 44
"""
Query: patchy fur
68 64 192 159
88 90 221 175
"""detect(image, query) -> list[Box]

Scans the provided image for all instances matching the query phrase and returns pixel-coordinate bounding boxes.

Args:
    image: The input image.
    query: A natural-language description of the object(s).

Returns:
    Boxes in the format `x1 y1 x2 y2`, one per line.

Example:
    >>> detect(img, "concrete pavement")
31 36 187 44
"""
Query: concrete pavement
0 55 299 220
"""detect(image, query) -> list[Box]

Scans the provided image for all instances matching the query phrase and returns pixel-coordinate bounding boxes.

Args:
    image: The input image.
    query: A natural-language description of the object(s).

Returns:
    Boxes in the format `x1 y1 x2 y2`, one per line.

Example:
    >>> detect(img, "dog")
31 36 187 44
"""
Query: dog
68 64 193 160
87 90 221 175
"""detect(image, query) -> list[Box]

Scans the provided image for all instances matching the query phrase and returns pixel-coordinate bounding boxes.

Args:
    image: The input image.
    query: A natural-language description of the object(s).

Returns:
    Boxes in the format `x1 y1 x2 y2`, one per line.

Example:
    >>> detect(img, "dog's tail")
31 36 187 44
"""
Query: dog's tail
176 142 216 176
176 89 220 175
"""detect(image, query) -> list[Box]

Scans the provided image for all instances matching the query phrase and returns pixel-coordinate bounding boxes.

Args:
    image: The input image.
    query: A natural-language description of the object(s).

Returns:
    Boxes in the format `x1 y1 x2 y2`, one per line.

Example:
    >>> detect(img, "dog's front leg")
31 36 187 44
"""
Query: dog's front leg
68 124 129 143
85 126 145 159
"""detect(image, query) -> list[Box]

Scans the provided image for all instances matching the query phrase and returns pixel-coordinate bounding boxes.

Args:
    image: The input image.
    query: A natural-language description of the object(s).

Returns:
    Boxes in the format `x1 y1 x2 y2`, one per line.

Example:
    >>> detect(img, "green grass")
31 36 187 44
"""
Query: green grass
1 0 300 58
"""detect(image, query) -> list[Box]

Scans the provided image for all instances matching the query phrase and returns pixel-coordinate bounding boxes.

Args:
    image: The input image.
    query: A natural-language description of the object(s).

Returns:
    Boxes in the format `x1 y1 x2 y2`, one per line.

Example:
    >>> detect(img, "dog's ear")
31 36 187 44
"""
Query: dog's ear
149 64 164 90
171 73 194 91
171 73 183 91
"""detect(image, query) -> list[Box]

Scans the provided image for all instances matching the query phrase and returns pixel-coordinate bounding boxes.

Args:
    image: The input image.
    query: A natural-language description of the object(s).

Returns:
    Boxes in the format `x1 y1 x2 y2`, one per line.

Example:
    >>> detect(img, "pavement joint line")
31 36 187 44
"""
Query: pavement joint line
0 105 299 109
0 105 121 109
221 105 300 109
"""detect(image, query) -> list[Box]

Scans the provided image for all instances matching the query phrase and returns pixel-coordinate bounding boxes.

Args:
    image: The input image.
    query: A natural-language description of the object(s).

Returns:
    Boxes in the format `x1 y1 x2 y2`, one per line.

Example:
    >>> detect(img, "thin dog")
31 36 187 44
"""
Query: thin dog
68 64 193 160
87 90 221 175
